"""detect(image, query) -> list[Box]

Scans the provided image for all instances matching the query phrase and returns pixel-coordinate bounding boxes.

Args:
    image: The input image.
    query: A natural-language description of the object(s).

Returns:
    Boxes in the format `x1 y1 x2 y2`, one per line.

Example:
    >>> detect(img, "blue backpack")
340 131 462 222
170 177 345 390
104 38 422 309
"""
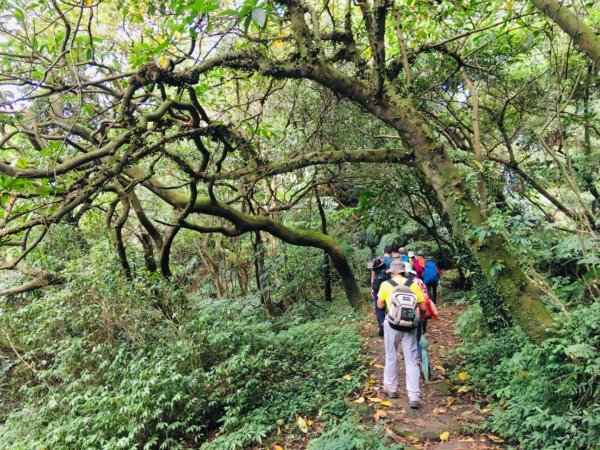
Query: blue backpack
423 261 439 284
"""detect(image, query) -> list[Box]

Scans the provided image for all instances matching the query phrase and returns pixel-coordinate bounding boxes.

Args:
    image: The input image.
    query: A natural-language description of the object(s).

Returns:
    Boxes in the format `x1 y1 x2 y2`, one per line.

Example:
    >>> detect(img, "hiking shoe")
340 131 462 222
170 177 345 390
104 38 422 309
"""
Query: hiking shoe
384 390 398 399
409 400 419 409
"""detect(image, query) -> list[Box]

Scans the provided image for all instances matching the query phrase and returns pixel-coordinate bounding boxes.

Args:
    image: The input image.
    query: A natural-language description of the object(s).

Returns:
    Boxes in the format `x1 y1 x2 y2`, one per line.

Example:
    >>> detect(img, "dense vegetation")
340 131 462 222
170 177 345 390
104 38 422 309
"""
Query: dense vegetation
1 244 366 449
0 0 598 448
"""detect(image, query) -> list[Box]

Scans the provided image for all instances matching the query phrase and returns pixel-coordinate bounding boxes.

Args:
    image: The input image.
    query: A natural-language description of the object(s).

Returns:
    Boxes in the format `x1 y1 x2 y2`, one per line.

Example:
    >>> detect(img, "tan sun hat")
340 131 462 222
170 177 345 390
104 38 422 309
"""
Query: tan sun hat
387 260 407 274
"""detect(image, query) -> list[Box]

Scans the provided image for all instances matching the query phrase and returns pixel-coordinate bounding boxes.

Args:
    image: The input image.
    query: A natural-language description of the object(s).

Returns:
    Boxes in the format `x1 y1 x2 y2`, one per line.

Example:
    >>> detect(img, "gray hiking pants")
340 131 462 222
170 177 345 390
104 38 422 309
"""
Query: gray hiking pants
383 320 420 402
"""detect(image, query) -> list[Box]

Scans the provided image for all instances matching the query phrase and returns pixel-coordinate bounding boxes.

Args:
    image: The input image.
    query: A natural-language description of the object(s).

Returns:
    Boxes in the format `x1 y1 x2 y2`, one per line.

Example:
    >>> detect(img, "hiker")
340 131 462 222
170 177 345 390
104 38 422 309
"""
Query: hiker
369 256 389 337
398 246 408 263
382 245 394 268
413 251 426 279
423 256 441 304
391 245 402 261
407 251 415 264
377 260 427 409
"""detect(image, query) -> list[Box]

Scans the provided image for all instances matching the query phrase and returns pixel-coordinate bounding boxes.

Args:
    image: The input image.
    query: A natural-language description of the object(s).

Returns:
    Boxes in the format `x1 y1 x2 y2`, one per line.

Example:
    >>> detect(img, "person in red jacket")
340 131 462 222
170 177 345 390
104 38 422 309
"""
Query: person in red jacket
413 251 426 279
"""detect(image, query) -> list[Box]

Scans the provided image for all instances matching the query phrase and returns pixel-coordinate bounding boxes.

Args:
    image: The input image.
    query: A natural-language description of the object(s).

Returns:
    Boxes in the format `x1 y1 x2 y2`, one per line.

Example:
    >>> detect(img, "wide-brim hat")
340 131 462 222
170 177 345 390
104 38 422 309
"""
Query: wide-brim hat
386 260 407 274
367 256 386 270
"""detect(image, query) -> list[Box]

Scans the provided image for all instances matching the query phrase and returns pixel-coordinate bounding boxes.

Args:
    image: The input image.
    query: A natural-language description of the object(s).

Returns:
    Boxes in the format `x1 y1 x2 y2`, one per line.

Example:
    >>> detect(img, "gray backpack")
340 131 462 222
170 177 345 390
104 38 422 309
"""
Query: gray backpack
386 279 419 331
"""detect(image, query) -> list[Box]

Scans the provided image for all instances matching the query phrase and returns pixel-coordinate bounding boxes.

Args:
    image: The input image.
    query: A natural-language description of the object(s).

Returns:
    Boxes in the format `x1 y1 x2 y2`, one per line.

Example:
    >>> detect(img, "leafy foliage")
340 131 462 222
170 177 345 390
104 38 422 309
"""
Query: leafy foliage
307 415 402 450
0 252 363 449
454 300 600 449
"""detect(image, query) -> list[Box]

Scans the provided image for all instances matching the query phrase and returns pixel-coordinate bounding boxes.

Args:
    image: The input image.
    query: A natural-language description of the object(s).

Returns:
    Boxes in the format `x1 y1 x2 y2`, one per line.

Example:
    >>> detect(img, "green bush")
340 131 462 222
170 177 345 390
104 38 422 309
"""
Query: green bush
453 301 600 449
0 262 363 449
307 414 402 450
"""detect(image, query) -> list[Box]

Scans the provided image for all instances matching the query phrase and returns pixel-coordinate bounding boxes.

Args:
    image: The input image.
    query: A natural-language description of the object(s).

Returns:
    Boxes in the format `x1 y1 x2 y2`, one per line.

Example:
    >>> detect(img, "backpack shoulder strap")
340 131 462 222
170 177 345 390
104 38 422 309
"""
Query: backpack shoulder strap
388 279 398 288
404 279 412 287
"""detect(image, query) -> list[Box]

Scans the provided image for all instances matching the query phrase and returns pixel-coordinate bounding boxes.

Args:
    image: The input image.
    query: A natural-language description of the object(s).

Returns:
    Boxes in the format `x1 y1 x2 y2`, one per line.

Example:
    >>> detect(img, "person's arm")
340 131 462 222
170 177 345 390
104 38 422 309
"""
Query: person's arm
377 283 387 309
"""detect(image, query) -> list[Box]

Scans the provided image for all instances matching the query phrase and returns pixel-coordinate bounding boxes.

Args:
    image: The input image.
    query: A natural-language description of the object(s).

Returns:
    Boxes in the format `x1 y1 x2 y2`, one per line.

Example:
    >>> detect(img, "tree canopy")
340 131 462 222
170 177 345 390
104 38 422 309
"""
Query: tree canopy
0 0 598 342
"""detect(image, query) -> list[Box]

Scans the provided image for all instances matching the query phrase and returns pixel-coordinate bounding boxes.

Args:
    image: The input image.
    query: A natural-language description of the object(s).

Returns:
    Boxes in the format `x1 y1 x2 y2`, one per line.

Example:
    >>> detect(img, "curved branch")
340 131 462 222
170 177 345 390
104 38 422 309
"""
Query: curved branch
140 178 362 308
0 132 130 179
0 266 62 297
208 147 414 181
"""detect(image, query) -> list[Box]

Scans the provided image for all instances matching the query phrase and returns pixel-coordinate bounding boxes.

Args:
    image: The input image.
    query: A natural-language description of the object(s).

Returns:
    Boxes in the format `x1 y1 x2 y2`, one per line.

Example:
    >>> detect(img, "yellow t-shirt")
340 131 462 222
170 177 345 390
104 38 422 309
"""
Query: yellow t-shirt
378 276 425 310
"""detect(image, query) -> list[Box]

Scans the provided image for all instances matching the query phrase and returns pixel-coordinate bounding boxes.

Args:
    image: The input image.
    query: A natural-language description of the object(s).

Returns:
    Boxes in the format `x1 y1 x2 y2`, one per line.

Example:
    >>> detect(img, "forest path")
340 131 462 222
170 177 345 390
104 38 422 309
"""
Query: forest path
348 302 506 449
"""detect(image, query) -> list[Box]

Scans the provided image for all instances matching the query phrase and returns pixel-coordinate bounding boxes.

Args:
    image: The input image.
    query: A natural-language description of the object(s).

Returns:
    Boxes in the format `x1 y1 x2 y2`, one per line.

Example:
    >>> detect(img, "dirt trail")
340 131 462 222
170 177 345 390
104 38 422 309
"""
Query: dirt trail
348 304 506 449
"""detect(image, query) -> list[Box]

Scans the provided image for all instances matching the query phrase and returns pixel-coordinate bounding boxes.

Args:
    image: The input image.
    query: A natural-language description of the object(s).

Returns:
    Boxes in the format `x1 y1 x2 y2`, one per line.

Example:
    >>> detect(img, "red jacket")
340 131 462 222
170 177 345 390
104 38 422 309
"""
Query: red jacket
414 256 426 278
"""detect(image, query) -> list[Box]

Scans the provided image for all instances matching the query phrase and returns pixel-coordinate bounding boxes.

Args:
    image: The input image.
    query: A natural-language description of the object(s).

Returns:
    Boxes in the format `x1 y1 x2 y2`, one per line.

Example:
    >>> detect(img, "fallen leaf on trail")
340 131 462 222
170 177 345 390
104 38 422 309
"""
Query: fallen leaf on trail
432 407 447 414
385 427 403 443
487 434 504 443
407 435 420 442
439 431 450 441
353 396 365 403
481 407 491 414
342 374 352 381
373 410 387 421
457 371 469 380
459 437 475 442
461 409 473 416
306 419 313 426
457 385 471 393
276 426 281 435
368 378 376 384
446 397 456 406
296 416 308 433
380 400 393 407
372 364 384 369
272 445 284 450
434 365 446 373
369 397 383 403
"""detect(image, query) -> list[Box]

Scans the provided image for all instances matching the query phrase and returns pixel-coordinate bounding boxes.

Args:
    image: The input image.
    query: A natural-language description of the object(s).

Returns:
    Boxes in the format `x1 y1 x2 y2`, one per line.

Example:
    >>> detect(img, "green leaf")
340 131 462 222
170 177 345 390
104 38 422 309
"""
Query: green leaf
251 7 266 28
14 9 25 23
16 158 29 168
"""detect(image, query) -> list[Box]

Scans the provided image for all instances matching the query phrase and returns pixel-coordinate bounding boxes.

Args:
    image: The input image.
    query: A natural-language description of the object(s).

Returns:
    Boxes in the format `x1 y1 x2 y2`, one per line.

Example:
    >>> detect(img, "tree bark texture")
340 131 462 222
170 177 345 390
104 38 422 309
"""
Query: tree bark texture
531 0 600 65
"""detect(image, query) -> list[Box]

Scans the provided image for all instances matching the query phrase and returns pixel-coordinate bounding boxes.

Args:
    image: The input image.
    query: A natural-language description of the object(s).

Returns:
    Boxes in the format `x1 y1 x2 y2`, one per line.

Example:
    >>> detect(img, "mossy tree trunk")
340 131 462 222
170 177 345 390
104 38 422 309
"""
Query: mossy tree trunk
272 62 555 341
531 0 600 65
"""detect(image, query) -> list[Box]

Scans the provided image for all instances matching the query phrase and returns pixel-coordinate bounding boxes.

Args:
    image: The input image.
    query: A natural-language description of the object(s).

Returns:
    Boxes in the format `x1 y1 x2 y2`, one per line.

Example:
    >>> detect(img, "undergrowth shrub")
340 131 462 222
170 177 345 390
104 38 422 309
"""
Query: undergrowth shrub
454 300 600 449
307 414 402 450
0 260 363 450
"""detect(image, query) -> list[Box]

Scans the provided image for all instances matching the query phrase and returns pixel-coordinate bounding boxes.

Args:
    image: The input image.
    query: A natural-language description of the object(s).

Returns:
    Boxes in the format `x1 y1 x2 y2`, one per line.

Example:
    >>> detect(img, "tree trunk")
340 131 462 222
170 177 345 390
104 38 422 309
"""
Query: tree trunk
531 0 600 65
378 90 554 341
296 65 554 341
199 234 225 298
253 231 275 317
314 183 332 302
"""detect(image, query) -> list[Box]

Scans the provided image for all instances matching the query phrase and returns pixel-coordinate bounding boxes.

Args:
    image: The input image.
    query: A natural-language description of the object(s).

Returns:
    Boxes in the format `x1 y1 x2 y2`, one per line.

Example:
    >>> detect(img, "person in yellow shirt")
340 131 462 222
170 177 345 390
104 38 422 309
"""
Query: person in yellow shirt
377 260 427 409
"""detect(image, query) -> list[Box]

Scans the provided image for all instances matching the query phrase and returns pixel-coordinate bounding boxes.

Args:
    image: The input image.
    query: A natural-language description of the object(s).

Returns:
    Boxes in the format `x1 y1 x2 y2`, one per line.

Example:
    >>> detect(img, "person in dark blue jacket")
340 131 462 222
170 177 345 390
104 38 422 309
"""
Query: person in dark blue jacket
423 256 441 303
